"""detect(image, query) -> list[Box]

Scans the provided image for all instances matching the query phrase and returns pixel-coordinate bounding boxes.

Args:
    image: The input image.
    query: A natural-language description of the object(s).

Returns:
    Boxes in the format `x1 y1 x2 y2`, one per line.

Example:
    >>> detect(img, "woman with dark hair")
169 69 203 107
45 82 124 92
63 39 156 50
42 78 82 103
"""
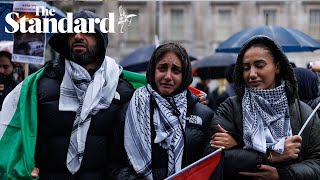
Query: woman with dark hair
119 43 214 179
293 67 320 116
210 36 320 180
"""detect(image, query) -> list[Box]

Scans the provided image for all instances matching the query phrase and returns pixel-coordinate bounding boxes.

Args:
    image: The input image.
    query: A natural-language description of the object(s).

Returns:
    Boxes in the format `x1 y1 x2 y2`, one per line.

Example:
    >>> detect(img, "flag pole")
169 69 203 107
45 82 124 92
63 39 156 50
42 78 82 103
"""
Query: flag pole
24 63 29 79
298 102 320 136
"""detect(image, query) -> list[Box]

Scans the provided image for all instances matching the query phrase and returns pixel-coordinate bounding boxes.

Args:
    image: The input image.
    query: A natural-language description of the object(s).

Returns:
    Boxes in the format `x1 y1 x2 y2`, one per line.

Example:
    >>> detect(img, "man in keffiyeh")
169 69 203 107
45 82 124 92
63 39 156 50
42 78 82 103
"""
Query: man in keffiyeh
113 43 214 180
31 10 134 179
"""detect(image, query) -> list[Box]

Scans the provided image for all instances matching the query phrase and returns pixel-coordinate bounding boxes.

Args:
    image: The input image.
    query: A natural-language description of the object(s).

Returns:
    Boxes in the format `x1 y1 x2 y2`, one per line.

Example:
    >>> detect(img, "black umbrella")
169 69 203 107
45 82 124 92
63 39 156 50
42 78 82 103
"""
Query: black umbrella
120 44 155 72
193 53 237 79
120 44 197 72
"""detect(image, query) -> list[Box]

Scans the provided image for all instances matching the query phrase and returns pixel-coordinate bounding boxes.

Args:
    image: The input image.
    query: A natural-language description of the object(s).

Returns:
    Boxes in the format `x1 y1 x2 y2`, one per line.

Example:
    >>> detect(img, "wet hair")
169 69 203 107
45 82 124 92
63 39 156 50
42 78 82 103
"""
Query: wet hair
233 35 298 103
0 51 13 66
146 42 193 95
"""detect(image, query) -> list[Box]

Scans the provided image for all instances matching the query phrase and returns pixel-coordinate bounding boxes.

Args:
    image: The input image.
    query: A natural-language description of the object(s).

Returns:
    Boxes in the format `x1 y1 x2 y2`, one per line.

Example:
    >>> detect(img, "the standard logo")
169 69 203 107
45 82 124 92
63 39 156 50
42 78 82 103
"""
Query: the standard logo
5 5 137 34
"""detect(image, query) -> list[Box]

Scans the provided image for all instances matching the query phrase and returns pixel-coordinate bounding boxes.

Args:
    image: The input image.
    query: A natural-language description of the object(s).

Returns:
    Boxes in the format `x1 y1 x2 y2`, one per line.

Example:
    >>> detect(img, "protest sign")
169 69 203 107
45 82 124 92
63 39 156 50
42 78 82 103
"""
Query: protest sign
11 1 46 65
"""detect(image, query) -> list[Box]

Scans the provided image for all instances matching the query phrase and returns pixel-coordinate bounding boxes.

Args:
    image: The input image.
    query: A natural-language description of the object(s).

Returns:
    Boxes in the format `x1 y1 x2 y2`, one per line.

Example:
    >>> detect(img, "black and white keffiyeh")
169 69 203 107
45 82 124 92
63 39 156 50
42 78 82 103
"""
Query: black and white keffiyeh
242 81 292 154
124 84 187 179
59 56 121 174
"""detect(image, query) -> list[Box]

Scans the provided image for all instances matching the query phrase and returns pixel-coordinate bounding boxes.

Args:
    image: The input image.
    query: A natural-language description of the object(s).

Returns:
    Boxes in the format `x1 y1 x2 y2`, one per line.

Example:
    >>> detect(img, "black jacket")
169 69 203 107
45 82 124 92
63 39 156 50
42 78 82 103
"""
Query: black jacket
303 96 320 117
113 91 214 180
35 58 134 180
213 96 320 180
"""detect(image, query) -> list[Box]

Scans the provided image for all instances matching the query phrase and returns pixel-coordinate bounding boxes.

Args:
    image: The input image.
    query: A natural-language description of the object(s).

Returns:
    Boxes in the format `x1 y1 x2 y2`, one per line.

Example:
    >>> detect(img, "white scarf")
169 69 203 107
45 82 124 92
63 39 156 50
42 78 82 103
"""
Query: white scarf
59 56 121 174
124 84 187 179
242 82 292 154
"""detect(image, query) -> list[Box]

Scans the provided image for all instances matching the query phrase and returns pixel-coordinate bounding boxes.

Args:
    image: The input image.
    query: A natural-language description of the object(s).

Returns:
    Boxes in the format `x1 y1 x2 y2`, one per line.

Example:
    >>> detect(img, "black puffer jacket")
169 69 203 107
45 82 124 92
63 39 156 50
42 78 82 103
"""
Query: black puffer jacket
213 96 320 180
35 57 134 180
113 91 214 180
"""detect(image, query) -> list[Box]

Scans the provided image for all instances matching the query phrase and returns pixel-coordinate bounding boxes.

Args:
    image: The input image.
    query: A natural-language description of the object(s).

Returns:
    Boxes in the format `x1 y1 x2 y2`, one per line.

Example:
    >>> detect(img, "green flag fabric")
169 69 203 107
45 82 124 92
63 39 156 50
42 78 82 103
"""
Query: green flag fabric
122 70 147 89
0 68 44 180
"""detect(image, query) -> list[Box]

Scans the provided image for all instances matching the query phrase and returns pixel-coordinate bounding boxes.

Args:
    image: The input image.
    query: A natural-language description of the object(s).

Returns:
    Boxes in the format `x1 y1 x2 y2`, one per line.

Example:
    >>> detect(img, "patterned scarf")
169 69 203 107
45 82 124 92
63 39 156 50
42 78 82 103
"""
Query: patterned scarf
124 84 187 179
242 82 292 154
59 56 121 174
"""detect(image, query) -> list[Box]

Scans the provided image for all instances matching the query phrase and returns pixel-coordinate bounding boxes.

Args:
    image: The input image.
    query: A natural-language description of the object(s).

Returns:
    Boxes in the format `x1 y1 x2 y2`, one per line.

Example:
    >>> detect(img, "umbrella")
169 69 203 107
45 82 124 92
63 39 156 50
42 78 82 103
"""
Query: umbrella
0 2 66 41
120 44 197 72
216 25 320 53
193 53 237 79
120 44 156 72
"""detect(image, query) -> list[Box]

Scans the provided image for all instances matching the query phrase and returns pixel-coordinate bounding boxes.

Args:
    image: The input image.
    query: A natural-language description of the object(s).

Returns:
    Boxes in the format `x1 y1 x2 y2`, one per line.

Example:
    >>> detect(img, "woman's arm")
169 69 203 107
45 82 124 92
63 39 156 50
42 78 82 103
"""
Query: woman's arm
213 97 268 174
211 124 238 150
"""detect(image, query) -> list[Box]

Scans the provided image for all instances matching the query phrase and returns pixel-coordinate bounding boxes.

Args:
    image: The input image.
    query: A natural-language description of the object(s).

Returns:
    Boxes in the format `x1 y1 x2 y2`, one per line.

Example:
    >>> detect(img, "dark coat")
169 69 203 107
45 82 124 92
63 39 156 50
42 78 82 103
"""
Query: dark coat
0 74 18 110
213 96 320 180
113 91 215 180
35 58 134 180
303 97 320 117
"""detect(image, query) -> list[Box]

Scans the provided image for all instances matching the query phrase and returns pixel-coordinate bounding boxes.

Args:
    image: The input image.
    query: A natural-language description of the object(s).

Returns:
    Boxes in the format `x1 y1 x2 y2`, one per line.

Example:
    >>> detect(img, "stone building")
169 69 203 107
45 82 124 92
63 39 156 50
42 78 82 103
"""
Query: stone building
54 0 320 67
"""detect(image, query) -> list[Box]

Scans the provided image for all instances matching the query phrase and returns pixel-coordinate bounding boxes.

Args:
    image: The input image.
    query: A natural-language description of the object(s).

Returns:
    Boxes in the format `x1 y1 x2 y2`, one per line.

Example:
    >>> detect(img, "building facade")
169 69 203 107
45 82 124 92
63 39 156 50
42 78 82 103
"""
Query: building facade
54 0 320 67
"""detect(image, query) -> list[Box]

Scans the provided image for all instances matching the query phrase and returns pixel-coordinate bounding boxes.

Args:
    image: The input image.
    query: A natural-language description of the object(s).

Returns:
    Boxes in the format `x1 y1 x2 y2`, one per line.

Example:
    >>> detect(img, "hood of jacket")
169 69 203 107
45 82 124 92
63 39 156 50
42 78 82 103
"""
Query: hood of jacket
293 67 319 101
48 10 108 61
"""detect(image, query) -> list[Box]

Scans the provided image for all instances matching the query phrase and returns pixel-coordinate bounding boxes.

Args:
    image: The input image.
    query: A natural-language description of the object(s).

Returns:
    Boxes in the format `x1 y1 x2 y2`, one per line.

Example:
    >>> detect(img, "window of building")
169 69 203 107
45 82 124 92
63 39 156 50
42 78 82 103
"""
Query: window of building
216 9 232 41
309 9 320 39
170 9 184 40
126 9 140 41
264 9 276 25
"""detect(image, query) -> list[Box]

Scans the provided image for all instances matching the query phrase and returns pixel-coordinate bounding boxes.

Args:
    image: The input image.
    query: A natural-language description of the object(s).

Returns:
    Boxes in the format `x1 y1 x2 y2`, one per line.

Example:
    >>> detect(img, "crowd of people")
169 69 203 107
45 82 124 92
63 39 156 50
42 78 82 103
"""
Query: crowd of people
1 10 320 180
0 51 39 109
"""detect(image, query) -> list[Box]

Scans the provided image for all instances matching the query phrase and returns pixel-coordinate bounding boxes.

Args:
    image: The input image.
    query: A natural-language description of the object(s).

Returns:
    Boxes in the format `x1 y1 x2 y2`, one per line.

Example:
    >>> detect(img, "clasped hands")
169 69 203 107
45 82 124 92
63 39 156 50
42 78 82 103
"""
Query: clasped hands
210 124 302 180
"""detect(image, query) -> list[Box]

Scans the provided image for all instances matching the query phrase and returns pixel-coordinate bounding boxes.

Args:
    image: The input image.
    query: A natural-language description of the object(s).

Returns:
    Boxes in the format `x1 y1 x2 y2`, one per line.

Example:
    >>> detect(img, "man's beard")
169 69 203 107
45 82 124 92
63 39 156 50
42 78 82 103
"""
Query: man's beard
70 44 103 66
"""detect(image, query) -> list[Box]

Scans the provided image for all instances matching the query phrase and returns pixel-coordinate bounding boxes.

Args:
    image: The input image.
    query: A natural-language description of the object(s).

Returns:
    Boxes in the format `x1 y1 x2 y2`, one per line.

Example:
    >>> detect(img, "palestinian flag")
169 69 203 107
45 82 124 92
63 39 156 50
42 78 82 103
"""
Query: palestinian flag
165 148 223 180
0 68 44 180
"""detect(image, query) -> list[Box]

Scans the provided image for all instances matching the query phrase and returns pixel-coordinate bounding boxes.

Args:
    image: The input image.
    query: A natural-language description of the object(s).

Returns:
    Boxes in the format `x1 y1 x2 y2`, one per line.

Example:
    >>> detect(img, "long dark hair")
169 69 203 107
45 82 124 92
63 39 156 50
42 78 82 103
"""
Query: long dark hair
233 35 297 103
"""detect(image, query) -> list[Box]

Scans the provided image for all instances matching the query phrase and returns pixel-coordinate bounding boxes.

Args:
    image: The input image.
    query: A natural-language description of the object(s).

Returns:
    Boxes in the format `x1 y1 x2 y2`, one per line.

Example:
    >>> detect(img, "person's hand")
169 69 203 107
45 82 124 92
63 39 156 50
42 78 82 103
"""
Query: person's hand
239 164 279 180
210 124 238 149
31 167 39 178
197 91 208 105
270 135 302 163
310 61 320 72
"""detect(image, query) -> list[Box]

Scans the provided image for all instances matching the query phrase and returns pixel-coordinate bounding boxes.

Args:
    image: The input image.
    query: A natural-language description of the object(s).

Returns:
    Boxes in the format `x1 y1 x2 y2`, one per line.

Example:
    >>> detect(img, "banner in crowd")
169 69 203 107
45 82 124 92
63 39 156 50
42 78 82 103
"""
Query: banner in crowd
11 1 46 65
